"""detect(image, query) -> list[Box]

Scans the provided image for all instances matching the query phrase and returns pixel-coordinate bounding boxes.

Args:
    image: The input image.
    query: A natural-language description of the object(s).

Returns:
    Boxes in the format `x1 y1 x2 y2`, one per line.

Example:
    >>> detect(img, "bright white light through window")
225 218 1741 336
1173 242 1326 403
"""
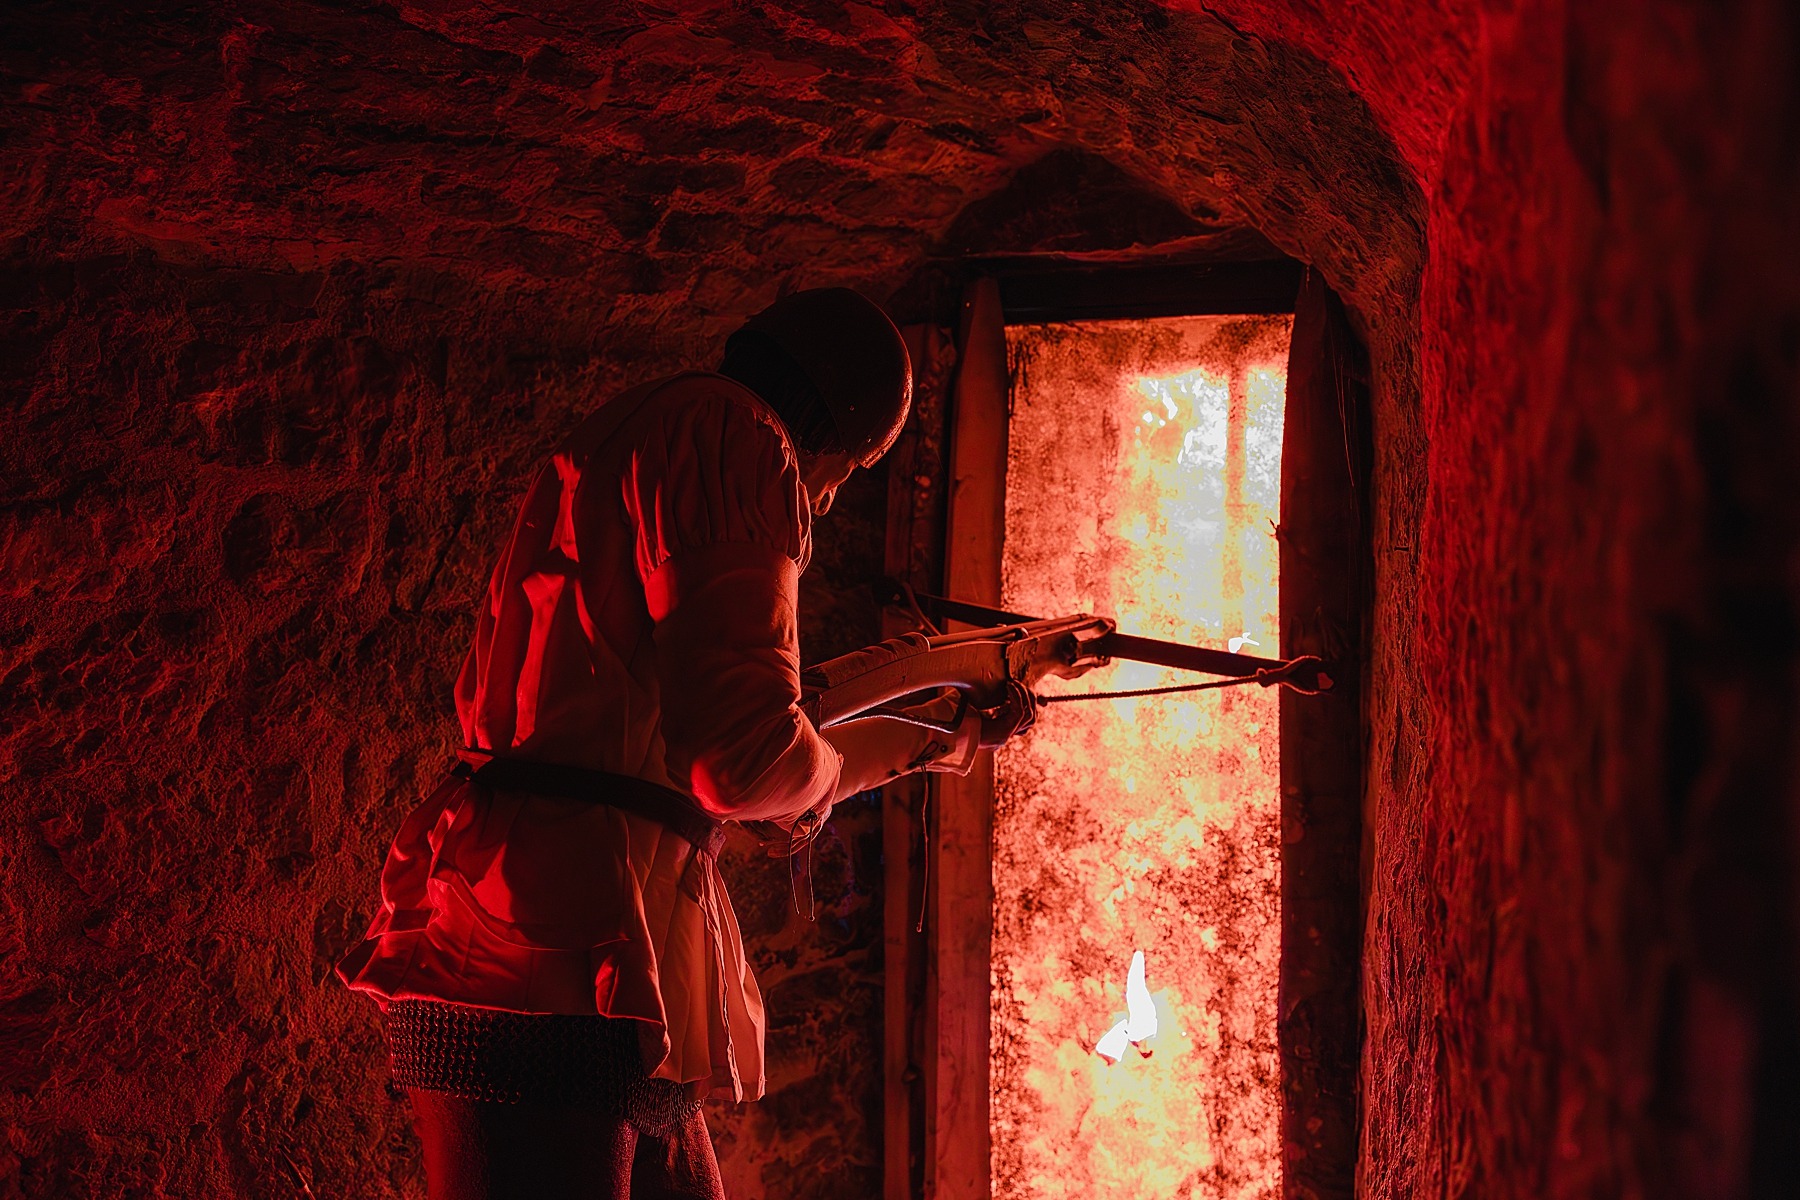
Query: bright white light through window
992 315 1290 1200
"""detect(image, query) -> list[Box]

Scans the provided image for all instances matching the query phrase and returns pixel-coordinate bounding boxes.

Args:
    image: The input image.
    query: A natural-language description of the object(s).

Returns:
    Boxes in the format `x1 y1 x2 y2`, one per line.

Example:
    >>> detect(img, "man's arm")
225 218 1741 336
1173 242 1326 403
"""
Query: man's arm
647 542 842 822
648 546 997 821
629 382 1017 824
822 699 976 800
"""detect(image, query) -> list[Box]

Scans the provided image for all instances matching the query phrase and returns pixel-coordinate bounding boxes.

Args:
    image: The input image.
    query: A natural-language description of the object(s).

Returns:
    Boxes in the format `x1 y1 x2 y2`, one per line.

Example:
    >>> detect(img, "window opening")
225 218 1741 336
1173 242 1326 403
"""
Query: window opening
990 315 1291 1200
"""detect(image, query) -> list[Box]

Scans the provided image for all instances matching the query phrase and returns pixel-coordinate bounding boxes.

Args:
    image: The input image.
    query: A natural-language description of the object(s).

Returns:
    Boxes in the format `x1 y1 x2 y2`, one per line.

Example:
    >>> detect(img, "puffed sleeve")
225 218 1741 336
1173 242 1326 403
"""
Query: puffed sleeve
623 385 841 822
623 384 809 580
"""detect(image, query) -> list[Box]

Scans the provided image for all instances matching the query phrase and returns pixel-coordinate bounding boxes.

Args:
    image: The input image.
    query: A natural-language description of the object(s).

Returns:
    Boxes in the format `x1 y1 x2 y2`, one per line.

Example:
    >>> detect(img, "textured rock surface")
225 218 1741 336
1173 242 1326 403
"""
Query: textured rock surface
2 1 1795 1198
1369 2 1800 1195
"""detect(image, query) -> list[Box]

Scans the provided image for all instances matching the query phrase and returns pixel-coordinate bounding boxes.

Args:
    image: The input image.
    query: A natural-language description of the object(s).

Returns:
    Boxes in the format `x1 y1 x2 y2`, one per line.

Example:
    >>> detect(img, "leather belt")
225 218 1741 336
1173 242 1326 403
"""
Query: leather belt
451 750 726 859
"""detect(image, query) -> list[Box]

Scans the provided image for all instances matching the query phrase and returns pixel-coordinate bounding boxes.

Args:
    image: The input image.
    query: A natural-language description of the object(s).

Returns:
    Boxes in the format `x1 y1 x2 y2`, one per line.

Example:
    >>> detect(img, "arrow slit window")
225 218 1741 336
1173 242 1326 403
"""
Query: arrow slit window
990 317 1290 1199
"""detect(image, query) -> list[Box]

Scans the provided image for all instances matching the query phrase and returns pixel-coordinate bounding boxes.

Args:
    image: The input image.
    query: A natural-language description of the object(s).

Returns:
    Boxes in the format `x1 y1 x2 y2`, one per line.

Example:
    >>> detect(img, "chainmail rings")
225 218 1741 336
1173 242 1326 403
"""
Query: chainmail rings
384 999 702 1136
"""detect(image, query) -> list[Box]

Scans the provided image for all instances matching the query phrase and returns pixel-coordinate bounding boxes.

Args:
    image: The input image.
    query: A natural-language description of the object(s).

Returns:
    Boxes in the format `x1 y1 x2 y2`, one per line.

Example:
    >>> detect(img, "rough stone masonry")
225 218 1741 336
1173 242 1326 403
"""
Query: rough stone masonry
2 1 1796 1197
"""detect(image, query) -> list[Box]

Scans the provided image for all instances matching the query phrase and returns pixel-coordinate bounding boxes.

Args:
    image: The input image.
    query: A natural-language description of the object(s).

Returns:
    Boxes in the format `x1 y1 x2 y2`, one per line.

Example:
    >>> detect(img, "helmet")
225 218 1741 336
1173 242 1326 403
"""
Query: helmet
734 288 912 467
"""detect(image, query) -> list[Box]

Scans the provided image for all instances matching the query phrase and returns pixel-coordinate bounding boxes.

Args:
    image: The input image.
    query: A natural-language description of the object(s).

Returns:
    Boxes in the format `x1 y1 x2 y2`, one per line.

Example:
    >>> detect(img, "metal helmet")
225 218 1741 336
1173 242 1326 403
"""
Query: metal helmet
735 288 912 467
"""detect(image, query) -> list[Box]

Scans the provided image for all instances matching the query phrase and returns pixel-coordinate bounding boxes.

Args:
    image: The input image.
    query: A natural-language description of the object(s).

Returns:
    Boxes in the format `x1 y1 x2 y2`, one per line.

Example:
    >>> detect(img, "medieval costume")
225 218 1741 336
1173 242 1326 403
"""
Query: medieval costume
339 306 995 1197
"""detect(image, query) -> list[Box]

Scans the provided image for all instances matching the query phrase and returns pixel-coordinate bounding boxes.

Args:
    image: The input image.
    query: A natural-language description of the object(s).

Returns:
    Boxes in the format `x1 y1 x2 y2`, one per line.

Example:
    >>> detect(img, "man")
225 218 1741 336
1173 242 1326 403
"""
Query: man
338 288 1034 1199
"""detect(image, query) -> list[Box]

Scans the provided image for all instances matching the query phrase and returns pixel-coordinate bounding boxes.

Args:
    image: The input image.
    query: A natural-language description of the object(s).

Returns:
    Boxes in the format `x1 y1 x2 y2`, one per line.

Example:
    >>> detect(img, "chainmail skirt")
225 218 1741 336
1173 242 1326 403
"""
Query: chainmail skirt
385 999 702 1136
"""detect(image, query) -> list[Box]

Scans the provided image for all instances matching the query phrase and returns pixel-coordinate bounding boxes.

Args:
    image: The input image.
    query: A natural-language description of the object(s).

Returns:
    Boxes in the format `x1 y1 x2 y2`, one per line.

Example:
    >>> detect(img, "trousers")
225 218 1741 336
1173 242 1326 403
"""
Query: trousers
408 1089 727 1200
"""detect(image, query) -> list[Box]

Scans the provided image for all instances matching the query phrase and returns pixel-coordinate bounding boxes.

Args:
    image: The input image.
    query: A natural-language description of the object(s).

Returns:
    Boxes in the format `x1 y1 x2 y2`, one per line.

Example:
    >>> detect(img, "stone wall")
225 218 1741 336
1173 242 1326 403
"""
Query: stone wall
3 1 1794 1197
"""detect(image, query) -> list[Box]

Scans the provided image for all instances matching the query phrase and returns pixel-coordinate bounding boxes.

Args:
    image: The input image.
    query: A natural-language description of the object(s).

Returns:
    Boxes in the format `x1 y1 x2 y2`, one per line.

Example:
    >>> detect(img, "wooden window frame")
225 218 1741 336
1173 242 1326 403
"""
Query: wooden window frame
882 262 1367 1200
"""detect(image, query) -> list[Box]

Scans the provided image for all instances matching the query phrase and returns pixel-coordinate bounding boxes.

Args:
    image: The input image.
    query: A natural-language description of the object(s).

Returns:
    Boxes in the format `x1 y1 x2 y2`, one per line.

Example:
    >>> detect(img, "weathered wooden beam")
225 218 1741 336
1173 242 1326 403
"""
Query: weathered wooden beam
1279 268 1370 1200
926 276 1009 1200
885 322 955 1200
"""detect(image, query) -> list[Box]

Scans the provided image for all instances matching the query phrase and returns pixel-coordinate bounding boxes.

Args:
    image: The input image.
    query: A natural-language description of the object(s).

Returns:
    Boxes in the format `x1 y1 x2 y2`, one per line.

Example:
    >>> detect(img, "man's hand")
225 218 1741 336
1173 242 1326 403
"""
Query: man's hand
977 680 1038 749
811 682 1038 807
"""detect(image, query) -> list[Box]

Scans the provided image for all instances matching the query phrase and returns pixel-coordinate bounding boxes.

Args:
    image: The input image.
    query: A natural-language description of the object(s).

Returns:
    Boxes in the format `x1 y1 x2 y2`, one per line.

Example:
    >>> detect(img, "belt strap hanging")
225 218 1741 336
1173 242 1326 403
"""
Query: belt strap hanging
784 807 828 922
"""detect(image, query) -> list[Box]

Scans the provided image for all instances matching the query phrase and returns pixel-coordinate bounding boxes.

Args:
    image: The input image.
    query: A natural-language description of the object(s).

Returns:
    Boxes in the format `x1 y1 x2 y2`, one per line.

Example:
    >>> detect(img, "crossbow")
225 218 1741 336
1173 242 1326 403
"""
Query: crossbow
798 584 1332 732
